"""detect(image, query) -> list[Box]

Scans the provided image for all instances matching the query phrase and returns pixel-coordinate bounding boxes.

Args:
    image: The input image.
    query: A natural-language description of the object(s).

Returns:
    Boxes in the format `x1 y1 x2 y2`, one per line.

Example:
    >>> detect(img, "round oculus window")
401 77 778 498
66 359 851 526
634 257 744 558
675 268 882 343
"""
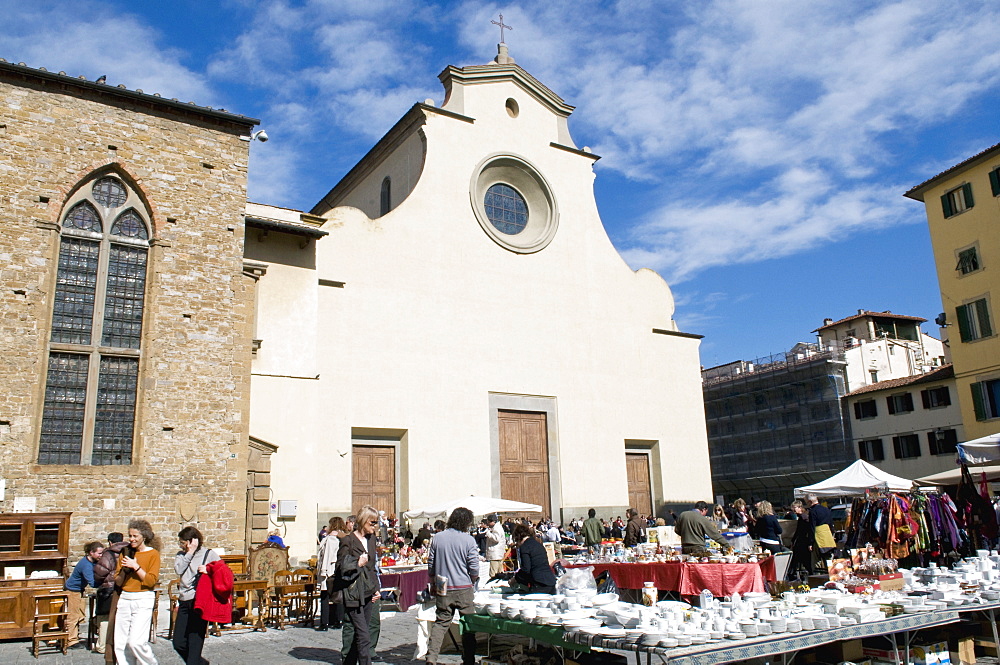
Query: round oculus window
484 184 528 235
470 154 558 253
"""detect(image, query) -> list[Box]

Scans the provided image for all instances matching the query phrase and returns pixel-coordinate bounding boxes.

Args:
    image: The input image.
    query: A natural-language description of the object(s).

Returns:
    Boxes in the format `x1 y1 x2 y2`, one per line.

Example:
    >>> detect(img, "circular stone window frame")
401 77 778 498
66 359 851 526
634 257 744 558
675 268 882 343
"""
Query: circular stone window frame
470 153 559 254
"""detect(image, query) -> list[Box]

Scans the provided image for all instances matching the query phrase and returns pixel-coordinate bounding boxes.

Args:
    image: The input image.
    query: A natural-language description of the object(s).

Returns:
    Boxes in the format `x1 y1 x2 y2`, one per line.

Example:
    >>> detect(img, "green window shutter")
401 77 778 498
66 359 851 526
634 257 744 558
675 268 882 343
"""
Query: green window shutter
976 299 993 337
991 168 1000 197
941 192 954 218
972 382 986 420
963 182 974 209
956 304 972 342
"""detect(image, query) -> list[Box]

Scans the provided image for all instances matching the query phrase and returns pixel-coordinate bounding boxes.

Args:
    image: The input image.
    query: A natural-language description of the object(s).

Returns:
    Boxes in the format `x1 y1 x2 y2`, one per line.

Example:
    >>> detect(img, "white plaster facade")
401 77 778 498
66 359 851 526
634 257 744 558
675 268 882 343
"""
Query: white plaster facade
246 50 713 556
843 365 963 480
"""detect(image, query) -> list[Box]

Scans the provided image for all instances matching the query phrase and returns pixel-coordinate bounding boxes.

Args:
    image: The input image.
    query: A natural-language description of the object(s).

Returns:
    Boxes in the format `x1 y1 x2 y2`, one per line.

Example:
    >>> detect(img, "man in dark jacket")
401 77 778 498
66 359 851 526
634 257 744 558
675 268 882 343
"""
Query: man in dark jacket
623 508 646 547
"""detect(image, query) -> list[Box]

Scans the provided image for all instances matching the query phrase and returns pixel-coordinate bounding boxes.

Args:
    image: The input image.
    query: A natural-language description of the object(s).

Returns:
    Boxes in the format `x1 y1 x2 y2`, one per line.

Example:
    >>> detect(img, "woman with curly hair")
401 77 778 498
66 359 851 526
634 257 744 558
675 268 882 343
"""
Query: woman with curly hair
115 519 161 665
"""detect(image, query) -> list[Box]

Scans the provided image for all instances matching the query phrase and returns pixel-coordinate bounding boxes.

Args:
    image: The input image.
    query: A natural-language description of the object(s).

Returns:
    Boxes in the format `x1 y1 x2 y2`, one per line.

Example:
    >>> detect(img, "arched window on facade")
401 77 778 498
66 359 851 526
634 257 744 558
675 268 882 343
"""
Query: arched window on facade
380 176 391 216
38 174 151 465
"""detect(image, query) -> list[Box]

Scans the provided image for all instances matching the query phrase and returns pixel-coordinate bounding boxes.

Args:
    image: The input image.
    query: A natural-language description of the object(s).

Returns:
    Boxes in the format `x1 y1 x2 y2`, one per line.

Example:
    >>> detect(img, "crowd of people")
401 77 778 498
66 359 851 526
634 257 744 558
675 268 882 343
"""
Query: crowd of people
58 496 838 664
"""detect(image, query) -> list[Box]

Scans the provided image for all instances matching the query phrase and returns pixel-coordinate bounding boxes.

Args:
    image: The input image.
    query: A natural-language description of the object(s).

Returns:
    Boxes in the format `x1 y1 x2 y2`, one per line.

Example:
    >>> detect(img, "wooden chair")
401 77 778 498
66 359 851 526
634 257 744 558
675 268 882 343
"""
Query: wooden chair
290 568 316 625
32 591 71 657
267 570 295 629
150 589 161 643
166 580 180 639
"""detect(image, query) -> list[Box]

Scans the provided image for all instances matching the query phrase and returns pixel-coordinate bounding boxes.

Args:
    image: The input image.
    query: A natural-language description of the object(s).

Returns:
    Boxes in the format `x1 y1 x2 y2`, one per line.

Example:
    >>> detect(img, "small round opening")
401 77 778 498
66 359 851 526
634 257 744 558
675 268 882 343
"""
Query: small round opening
505 98 519 118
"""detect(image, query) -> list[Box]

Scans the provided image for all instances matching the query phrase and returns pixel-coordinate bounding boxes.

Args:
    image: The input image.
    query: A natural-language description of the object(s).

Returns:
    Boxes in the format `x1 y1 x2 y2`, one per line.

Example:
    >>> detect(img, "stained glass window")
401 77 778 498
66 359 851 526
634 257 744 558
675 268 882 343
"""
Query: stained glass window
38 353 89 465
50 237 100 345
110 209 148 240
92 177 127 208
39 176 150 465
484 183 528 235
92 357 138 465
63 201 102 232
102 244 147 349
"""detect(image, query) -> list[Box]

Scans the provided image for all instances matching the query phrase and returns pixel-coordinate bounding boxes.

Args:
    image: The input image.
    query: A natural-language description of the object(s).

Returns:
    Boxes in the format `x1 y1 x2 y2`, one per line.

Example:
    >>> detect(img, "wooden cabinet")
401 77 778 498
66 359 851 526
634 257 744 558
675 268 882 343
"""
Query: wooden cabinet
0 513 71 639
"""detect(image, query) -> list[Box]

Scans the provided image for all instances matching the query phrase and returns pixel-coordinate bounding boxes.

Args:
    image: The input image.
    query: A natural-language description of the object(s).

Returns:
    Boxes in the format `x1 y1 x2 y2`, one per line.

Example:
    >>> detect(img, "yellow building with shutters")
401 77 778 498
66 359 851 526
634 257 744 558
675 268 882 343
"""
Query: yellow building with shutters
905 142 1000 440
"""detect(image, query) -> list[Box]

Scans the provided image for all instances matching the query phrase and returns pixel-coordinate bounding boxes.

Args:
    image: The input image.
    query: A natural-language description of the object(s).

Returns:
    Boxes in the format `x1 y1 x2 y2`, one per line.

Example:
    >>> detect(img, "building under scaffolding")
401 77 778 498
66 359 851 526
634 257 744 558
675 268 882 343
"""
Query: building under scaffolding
703 346 852 504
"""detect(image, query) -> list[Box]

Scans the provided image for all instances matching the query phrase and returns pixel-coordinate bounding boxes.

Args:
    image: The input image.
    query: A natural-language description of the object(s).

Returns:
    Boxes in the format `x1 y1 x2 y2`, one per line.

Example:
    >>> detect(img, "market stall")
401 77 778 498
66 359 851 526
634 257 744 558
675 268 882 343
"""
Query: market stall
794 459 915 497
567 558 777 597
402 495 542 520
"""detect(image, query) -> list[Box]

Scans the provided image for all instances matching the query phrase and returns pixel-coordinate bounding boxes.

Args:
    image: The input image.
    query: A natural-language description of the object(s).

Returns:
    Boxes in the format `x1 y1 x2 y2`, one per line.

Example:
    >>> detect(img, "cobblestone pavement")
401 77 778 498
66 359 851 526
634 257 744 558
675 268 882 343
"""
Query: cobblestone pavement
0 605 509 665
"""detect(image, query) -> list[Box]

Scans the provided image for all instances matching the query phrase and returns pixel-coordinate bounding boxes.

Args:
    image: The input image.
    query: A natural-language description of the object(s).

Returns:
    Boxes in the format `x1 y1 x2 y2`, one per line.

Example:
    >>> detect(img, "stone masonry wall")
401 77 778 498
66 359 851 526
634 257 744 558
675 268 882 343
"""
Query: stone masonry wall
0 72 255 574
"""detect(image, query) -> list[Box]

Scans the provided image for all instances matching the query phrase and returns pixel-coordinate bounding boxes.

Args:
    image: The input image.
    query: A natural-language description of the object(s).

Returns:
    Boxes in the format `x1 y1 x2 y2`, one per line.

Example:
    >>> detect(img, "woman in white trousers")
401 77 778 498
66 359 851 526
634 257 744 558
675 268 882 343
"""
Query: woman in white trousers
114 519 161 665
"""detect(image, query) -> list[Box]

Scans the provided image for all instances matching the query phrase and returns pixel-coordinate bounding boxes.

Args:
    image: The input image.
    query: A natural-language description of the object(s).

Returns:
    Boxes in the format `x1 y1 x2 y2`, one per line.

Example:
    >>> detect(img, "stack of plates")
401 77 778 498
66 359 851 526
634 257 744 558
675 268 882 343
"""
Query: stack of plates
798 616 814 630
812 616 829 630
826 615 841 628
785 619 801 633
676 635 693 647
657 638 678 648
709 631 725 641
740 622 759 637
726 631 747 640
767 618 786 633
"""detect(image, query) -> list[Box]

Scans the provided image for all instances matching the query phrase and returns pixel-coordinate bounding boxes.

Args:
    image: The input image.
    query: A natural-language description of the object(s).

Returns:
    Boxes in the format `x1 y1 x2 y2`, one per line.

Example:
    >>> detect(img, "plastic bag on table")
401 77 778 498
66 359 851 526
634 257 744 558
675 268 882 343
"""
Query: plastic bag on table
594 570 619 595
556 565 597 594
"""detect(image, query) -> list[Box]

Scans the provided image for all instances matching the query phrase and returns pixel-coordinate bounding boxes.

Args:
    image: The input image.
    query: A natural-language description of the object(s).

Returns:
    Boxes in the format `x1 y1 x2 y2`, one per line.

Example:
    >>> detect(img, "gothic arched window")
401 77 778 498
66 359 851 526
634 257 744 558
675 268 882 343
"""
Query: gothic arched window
38 174 151 465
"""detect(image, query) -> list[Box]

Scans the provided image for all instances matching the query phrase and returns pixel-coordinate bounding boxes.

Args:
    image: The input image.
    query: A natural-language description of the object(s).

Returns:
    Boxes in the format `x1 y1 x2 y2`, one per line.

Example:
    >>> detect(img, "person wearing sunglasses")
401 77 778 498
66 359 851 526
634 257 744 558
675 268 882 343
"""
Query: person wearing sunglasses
336 506 380 665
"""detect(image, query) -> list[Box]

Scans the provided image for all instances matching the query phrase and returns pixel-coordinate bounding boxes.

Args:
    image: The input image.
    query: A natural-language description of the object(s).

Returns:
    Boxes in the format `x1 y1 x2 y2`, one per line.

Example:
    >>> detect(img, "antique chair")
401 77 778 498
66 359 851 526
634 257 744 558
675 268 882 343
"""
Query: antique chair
247 541 290 586
166 580 180 639
267 570 296 630
32 591 70 658
289 568 316 626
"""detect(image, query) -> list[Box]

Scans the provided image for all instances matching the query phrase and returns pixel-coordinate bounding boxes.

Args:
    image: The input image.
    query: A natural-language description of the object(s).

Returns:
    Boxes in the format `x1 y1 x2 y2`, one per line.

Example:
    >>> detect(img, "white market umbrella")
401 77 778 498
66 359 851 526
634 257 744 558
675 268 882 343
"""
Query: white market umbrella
402 495 542 520
793 459 914 497
957 432 1000 465
915 464 1000 486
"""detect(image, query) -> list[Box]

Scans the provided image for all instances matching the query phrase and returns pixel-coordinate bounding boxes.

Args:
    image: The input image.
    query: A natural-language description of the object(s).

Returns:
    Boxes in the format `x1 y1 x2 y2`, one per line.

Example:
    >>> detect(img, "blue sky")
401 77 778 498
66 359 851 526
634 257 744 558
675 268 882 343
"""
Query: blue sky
4 0 999 367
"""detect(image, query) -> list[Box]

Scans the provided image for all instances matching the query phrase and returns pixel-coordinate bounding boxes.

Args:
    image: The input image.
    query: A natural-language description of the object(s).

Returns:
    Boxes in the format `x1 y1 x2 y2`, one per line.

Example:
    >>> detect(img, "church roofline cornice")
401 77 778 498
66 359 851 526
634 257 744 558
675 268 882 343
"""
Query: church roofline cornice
438 63 575 118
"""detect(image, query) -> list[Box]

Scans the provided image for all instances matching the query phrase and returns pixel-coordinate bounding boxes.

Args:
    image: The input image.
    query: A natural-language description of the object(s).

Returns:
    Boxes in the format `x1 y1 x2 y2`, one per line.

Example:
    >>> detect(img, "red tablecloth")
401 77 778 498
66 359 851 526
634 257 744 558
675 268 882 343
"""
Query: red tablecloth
379 568 428 612
568 558 776 597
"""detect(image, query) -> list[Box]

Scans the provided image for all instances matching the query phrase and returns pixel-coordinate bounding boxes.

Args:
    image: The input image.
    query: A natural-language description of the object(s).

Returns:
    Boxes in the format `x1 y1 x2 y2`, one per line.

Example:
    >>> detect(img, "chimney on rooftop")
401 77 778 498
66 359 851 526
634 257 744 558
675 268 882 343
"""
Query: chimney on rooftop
823 318 833 326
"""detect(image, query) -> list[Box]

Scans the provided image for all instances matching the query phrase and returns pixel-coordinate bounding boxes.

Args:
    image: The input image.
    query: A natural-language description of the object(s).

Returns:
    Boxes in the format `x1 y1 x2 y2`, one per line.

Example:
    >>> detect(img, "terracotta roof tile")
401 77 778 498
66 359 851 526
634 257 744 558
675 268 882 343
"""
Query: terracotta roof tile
845 364 954 397
904 141 1000 201
813 310 927 333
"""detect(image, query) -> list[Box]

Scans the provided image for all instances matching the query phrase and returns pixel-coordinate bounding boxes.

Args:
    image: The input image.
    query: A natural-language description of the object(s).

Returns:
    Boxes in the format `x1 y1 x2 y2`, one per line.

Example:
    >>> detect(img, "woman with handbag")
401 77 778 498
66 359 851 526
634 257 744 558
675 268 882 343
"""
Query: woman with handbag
115 519 161 665
172 526 220 665
316 516 347 631
336 505 380 665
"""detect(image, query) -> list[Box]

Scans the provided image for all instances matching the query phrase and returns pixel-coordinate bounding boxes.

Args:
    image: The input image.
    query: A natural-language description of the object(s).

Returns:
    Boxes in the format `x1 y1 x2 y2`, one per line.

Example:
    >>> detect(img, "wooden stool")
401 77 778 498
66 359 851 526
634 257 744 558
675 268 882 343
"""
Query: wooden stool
32 591 71 658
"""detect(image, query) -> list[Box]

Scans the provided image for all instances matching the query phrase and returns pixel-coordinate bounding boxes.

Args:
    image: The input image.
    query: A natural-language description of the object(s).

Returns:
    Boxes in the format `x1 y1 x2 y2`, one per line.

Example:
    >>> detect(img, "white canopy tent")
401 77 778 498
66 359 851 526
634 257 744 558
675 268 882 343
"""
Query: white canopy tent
957 432 1000 465
402 495 543 521
915 464 1000 486
794 459 914 497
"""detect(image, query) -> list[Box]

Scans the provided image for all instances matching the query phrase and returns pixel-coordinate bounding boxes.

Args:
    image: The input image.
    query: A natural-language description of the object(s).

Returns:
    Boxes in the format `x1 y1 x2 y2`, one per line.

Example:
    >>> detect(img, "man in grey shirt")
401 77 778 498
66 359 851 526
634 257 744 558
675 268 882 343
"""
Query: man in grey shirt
425 507 479 665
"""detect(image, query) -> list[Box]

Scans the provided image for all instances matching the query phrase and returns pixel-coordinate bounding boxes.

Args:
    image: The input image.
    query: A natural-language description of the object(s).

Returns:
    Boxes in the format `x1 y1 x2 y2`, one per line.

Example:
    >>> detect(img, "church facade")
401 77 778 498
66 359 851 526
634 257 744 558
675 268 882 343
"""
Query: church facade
247 48 713 554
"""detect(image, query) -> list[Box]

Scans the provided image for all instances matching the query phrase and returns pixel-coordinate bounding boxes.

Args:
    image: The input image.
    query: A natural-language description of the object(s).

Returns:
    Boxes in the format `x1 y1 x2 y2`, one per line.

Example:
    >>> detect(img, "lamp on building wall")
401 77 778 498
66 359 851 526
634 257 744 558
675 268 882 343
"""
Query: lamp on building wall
239 130 268 143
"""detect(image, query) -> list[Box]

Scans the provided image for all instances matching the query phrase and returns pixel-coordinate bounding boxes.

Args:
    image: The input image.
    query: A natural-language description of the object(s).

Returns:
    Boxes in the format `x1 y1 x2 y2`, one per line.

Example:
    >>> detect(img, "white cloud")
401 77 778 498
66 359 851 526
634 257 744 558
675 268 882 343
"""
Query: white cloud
0 2 214 104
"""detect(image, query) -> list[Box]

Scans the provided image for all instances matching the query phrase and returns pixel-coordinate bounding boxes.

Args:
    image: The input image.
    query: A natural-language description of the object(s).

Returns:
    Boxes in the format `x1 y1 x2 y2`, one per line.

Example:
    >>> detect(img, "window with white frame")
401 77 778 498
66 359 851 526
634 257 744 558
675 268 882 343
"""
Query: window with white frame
886 392 914 414
920 386 951 409
892 434 921 459
941 183 974 218
972 379 1000 421
38 174 150 465
857 438 884 462
956 298 993 342
956 246 981 275
927 429 958 456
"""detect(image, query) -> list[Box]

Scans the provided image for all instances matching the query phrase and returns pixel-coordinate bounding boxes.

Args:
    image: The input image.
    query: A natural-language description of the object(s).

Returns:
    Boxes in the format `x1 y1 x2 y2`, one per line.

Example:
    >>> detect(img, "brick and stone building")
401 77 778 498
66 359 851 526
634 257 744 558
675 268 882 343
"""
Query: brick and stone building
0 60 267 558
